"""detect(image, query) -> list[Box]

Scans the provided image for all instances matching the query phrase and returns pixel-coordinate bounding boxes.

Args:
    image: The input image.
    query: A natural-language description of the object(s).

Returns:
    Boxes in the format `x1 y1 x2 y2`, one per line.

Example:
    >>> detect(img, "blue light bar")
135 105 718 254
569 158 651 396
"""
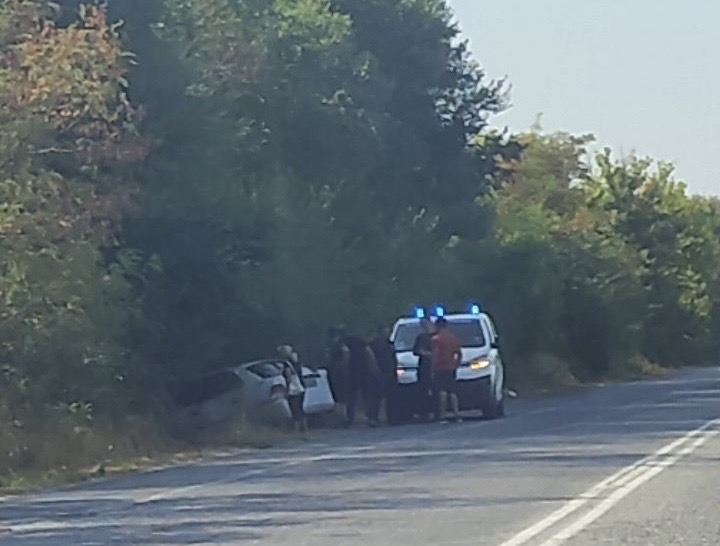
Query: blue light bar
414 307 426 319
470 304 481 315
434 305 445 318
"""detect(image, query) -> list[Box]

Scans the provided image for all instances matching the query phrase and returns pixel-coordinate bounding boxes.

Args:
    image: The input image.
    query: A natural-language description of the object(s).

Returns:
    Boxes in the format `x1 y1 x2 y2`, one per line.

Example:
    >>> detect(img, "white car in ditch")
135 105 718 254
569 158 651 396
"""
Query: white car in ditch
172 359 335 426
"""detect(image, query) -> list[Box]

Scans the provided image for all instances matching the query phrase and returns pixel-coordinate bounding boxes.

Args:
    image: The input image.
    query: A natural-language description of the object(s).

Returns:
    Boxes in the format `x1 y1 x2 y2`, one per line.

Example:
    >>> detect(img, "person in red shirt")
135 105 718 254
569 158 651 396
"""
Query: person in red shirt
431 317 462 423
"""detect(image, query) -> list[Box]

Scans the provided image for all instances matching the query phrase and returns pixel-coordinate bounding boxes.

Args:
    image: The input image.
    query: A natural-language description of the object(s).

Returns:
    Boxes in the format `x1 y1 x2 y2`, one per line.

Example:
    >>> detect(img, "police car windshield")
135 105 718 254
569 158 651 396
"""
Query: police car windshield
393 318 486 352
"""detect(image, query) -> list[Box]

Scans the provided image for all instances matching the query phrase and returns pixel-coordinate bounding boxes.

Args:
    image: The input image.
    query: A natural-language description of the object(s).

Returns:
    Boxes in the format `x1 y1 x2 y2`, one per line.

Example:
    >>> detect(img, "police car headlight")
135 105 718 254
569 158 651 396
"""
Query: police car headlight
469 358 490 370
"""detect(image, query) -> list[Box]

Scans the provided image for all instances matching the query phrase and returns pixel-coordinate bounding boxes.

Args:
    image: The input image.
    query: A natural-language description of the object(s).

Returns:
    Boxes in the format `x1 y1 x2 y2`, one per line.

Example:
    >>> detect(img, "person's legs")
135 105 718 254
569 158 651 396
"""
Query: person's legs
417 378 434 421
346 379 359 426
365 381 381 426
449 392 460 420
436 371 459 422
437 389 448 422
288 395 302 432
328 368 347 416
448 370 461 421
416 365 428 420
384 381 399 424
429 383 439 421
297 392 307 433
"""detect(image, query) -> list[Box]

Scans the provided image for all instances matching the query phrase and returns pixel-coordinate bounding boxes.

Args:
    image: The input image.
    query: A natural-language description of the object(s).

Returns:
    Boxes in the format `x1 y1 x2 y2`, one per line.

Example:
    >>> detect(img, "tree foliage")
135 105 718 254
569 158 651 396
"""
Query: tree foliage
469 131 720 381
0 1 145 425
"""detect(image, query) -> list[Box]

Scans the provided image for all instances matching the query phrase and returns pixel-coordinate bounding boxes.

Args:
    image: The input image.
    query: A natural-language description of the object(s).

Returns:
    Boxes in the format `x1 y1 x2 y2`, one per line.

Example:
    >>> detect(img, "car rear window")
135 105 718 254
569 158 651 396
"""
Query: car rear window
246 361 284 378
393 318 486 352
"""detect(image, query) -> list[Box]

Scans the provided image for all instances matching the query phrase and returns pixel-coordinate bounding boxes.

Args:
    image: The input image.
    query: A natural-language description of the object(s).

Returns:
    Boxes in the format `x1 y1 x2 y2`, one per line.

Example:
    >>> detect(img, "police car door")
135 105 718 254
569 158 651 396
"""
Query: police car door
482 316 503 381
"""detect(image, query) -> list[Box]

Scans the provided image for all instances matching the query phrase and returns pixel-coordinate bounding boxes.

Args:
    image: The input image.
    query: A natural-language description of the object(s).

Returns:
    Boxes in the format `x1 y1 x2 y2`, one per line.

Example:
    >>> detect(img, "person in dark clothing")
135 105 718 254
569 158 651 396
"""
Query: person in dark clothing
370 326 400 424
342 329 382 427
326 327 350 411
412 317 436 420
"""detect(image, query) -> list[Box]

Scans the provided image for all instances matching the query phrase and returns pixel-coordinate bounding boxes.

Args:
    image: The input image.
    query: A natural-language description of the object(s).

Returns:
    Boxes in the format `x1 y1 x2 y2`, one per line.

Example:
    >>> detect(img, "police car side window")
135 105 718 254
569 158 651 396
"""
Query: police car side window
393 323 422 352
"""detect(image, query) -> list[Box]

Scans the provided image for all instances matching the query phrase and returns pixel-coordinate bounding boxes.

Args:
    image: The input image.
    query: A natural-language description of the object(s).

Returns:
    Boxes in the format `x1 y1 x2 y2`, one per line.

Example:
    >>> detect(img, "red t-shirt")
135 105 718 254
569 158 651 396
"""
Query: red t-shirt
431 329 462 373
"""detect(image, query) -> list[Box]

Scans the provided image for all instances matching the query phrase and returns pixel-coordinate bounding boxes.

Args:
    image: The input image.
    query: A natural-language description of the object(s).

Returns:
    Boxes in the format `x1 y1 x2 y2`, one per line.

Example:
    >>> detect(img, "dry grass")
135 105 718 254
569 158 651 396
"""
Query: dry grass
510 352 671 399
186 418 293 450
607 354 670 382
510 352 581 397
0 416 187 493
0 414 299 494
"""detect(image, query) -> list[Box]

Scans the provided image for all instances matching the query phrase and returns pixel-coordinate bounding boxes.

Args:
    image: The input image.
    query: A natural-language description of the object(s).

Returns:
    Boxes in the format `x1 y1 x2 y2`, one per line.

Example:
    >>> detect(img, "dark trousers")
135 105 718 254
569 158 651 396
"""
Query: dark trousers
288 393 305 422
417 364 435 418
328 367 349 405
347 376 381 425
416 379 435 419
383 380 400 424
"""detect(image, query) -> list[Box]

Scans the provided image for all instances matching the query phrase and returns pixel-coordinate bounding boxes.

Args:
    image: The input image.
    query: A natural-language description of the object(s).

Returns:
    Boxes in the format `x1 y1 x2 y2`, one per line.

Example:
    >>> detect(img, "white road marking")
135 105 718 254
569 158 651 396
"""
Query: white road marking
497 416 720 546
7 511 272 534
538 422 720 545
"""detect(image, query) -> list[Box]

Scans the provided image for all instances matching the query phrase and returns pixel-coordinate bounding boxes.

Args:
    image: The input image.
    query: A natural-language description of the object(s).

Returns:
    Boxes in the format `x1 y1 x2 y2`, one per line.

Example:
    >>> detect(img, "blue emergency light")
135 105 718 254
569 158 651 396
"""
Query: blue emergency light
470 303 482 315
434 305 445 318
414 307 426 319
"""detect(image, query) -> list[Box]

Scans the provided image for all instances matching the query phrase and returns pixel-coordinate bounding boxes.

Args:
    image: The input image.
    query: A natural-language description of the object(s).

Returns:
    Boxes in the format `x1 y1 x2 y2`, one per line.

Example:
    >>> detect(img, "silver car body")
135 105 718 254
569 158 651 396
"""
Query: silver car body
174 360 336 426
233 360 291 423
171 362 288 427
238 360 336 418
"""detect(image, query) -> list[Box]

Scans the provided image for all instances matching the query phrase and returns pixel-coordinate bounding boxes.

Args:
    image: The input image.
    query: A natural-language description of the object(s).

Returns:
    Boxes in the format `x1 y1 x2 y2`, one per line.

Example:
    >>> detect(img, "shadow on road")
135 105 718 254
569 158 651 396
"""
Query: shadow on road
2 488 576 546
2 369 718 545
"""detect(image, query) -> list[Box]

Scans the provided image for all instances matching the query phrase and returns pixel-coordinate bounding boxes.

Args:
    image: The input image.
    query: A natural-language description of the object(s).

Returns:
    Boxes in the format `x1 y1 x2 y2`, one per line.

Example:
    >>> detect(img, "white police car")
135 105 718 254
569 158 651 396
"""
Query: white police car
389 304 505 420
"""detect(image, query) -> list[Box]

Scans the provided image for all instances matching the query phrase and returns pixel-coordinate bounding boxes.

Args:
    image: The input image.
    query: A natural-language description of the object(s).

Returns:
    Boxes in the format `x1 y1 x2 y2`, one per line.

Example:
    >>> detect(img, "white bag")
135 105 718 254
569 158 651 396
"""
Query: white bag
287 369 305 396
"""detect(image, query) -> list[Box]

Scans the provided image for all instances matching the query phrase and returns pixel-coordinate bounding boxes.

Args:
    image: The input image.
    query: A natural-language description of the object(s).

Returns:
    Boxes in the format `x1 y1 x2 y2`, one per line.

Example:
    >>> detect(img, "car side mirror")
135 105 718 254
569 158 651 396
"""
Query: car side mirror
491 337 500 350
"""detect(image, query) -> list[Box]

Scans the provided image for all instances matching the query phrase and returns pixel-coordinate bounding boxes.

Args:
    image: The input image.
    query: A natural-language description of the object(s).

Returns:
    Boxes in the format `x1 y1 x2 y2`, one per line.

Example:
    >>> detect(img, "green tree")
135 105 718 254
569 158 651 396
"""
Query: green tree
585 152 720 365
0 2 146 422
460 131 647 382
117 0 516 371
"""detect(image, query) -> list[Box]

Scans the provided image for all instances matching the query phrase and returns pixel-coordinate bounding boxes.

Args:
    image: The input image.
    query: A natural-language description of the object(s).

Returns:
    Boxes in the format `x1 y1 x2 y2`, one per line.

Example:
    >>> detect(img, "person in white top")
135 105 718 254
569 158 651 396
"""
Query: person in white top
277 345 307 435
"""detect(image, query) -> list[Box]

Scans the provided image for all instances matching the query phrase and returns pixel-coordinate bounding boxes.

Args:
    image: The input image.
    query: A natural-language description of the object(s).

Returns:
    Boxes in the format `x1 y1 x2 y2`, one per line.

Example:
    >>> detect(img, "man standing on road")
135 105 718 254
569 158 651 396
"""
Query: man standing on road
370 326 399 425
413 317 436 421
343 329 382 427
431 317 462 423
326 327 350 418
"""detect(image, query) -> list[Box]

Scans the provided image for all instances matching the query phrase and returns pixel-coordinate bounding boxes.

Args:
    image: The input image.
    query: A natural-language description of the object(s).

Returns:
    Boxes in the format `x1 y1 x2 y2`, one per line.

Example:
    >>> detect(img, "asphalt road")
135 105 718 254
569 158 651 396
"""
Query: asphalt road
1 367 719 546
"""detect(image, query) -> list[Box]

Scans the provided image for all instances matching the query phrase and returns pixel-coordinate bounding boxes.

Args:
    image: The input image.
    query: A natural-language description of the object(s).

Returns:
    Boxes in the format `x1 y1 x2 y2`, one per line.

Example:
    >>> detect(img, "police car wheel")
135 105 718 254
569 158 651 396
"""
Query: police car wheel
496 396 505 417
481 386 504 420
